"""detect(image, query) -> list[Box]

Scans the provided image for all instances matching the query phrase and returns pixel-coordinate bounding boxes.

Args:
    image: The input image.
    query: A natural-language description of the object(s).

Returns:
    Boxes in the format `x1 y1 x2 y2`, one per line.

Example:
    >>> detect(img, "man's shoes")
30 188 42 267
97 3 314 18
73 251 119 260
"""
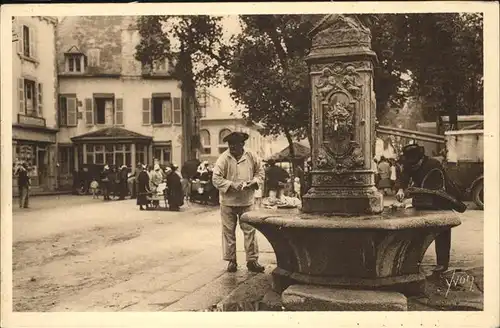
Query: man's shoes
227 261 238 273
433 264 449 273
247 261 265 273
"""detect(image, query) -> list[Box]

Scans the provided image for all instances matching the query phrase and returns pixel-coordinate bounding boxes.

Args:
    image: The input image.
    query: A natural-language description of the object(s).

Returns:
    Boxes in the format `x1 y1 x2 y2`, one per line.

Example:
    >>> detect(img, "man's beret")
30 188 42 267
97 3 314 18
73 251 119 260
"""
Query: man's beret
223 132 249 144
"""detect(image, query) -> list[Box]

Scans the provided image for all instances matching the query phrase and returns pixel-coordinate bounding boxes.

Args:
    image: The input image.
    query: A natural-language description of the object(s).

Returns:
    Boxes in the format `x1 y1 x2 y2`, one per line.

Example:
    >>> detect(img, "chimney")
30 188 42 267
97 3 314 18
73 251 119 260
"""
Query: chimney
121 16 141 77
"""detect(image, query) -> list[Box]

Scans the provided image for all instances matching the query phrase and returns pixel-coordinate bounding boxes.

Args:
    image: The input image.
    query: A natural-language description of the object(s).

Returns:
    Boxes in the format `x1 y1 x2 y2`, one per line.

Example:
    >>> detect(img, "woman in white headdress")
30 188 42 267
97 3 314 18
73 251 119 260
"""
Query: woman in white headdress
149 164 163 193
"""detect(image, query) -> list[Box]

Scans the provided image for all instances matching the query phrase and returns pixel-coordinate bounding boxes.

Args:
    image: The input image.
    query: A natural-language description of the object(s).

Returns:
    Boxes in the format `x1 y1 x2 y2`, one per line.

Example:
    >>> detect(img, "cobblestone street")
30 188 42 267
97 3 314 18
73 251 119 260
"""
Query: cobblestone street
11 195 484 312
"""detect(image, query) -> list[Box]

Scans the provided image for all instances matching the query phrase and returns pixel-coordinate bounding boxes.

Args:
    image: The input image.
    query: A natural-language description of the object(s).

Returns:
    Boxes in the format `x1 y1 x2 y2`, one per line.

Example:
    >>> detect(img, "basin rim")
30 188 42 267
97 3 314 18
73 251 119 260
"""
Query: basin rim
241 209 461 230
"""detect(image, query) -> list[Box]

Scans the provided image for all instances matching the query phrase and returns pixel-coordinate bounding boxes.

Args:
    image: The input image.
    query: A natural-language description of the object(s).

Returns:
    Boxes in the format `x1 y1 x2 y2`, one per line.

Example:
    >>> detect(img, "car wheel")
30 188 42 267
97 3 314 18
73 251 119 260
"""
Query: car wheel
472 179 484 210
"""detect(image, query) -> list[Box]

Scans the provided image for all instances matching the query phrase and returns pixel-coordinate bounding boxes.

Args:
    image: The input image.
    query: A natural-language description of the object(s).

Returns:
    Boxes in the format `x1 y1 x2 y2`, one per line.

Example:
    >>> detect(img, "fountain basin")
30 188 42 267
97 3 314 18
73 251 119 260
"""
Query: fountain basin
241 208 461 295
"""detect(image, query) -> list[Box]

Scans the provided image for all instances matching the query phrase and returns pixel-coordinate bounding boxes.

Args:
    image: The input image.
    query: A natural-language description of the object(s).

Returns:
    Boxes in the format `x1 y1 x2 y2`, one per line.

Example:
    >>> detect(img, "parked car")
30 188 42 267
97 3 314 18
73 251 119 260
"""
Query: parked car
443 129 484 209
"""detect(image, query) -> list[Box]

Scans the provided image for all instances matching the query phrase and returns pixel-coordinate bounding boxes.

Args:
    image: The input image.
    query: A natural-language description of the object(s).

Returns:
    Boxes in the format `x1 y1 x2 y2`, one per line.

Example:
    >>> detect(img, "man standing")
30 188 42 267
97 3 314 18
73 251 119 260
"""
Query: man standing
212 131 266 273
17 163 30 208
395 144 462 273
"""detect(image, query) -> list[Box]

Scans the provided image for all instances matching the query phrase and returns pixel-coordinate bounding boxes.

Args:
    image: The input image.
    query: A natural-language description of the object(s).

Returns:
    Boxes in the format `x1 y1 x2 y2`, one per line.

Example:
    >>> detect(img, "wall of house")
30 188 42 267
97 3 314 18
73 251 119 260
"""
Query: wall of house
12 17 59 195
12 17 58 128
58 77 184 166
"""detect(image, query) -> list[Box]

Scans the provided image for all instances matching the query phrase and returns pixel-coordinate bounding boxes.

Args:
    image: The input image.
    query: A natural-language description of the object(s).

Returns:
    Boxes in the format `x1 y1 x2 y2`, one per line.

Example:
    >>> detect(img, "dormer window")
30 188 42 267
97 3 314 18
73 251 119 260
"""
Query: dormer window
64 46 87 73
66 54 86 73
153 58 168 72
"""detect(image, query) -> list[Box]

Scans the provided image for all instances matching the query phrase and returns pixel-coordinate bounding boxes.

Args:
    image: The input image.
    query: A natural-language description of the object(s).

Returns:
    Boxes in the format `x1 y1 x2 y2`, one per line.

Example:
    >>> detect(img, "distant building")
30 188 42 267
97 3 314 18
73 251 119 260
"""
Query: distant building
55 16 199 189
12 16 59 195
196 87 222 118
197 90 271 162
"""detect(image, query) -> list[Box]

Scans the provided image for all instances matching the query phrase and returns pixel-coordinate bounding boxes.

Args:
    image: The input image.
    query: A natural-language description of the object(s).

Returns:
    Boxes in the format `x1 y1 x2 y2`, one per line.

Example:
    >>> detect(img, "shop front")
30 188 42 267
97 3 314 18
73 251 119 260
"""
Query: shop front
66 127 154 184
12 124 58 196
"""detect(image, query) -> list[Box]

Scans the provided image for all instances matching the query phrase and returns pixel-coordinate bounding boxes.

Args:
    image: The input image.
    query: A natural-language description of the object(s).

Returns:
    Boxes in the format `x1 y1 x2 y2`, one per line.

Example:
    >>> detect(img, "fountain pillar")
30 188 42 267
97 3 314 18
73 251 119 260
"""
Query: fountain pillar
302 14 383 215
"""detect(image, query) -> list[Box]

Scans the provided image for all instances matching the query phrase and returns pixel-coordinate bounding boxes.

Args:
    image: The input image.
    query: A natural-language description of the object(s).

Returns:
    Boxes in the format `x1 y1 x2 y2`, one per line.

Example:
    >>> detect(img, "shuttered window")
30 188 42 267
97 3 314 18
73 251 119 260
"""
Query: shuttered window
67 98 77 126
115 98 124 125
163 99 172 124
85 98 93 125
18 78 25 113
37 83 43 116
173 97 182 125
142 98 151 125
19 24 36 59
59 95 77 127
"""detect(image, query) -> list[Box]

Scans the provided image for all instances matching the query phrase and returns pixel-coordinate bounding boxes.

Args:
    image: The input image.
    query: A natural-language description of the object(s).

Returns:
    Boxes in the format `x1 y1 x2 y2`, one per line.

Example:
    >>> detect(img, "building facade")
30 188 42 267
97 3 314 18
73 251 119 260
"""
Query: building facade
197 94 271 163
199 117 271 163
56 16 199 189
12 16 59 195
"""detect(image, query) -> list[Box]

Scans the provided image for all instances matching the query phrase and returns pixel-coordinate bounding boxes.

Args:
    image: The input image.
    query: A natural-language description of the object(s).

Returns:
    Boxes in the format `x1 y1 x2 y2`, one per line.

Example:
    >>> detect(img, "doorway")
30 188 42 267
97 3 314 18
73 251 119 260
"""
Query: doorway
37 146 47 188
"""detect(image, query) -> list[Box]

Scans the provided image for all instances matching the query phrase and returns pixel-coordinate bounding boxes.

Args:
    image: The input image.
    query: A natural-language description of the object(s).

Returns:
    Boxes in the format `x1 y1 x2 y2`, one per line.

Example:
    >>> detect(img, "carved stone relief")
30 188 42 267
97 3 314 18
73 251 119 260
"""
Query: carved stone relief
310 61 372 73
312 63 366 173
310 15 372 50
312 172 371 186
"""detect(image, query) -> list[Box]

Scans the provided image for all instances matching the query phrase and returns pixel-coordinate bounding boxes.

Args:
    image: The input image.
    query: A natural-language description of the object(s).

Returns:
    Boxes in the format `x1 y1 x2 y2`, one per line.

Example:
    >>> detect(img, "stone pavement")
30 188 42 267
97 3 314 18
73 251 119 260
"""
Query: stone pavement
12 195 483 312
197 199 485 312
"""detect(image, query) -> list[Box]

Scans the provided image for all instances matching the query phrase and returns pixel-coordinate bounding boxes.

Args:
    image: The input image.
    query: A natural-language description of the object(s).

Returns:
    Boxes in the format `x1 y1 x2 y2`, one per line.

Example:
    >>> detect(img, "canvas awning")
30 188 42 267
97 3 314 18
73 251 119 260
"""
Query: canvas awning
269 142 311 162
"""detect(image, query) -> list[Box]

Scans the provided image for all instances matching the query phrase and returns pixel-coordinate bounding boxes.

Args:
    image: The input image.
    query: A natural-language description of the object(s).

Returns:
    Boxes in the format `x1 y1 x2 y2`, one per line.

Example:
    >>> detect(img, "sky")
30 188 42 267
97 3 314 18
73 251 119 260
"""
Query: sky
207 15 241 113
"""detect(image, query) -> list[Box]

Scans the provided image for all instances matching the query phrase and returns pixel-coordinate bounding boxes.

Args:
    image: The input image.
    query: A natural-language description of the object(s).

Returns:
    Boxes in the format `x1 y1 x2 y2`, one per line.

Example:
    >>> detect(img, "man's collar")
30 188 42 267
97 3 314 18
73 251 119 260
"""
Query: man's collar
228 150 248 162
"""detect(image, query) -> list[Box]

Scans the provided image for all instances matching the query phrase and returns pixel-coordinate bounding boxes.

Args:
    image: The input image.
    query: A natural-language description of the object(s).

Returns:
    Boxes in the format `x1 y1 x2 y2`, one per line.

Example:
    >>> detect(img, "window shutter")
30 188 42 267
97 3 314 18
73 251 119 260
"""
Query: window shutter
67 98 77 126
37 83 43 116
16 24 23 54
59 96 67 126
85 98 93 125
29 26 36 59
142 98 151 125
115 98 123 125
163 99 172 124
173 97 182 125
18 78 25 114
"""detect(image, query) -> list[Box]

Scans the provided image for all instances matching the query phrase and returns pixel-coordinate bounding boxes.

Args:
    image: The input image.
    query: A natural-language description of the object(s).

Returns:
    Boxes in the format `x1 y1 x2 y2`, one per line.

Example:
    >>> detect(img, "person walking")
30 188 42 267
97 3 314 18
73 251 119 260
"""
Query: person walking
16 163 31 208
395 144 462 273
101 165 111 201
132 162 142 199
166 163 184 211
136 164 150 210
119 165 129 200
212 131 266 273
377 156 392 195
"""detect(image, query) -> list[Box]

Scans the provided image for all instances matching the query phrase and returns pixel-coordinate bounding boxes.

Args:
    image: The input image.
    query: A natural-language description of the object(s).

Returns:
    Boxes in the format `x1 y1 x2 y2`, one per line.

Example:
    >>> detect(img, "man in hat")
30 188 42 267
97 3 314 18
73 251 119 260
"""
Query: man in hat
395 144 462 273
212 131 266 273
17 162 31 208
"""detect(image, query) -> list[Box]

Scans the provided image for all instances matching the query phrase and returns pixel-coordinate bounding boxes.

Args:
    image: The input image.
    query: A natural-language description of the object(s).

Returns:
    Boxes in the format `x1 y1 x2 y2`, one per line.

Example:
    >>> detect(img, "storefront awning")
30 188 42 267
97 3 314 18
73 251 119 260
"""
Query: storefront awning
71 127 152 143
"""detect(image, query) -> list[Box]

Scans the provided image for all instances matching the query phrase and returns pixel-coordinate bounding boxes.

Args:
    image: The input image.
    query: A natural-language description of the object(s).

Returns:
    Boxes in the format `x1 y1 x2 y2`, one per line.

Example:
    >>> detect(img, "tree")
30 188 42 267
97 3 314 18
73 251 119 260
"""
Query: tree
392 13 483 130
135 15 229 157
225 15 316 163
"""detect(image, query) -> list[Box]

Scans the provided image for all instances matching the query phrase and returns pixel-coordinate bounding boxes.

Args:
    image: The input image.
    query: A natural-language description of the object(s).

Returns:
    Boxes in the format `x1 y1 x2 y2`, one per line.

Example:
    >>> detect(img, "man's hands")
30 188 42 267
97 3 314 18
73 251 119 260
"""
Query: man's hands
245 180 259 190
230 181 258 191
396 189 405 202
230 182 243 191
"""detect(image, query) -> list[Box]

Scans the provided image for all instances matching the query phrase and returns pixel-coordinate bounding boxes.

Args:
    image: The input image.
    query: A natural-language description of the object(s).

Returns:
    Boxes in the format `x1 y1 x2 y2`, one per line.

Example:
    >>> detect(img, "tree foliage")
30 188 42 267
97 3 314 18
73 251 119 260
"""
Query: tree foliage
135 13 484 161
370 13 483 128
224 15 316 161
135 15 228 94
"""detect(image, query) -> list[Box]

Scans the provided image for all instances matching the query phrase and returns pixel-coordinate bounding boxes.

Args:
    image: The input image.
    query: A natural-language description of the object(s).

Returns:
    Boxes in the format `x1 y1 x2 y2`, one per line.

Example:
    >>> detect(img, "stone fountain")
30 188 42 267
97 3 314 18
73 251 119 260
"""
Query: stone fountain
240 14 461 311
